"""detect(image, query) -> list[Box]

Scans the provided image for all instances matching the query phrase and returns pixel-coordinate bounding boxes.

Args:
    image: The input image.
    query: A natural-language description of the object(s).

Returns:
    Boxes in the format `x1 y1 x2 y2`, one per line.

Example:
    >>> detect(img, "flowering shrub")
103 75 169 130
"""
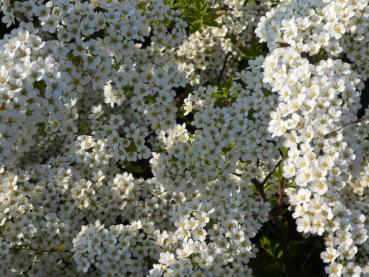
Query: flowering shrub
0 0 368 276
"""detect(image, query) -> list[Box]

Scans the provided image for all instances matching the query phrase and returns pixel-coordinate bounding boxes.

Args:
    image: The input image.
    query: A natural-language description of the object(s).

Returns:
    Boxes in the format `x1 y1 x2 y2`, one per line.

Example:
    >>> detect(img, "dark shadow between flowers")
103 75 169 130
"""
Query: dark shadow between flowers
250 209 326 277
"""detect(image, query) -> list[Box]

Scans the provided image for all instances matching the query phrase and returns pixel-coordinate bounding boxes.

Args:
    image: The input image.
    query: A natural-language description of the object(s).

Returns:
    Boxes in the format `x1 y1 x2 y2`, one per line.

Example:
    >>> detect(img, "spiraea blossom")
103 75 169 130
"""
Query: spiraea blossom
0 0 368 276
257 0 369 275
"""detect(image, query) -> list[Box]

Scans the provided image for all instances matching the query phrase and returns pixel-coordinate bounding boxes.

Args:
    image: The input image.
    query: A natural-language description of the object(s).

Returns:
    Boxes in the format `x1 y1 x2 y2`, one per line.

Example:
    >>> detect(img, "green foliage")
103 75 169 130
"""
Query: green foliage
239 35 267 60
302 50 329 64
122 160 153 179
251 213 326 277
260 235 284 260
211 77 238 107
33 80 47 96
67 52 83 67
166 0 222 33
273 163 283 181
77 120 90 135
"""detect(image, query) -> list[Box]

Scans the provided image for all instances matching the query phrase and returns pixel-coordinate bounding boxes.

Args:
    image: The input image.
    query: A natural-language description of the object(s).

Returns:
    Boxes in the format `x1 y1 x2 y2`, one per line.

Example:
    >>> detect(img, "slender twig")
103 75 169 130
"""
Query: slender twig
261 155 285 187
217 52 231 85
322 115 369 138
251 152 287 201
10 246 72 254
252 116 368 199
277 177 285 207
252 177 267 201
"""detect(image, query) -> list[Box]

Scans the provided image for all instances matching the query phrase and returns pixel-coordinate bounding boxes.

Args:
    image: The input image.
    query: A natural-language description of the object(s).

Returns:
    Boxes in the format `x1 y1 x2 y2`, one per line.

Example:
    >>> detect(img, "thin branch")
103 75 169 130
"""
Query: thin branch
322 115 369 138
217 52 231 85
251 152 287 201
277 176 285 207
10 246 72 254
252 177 267 201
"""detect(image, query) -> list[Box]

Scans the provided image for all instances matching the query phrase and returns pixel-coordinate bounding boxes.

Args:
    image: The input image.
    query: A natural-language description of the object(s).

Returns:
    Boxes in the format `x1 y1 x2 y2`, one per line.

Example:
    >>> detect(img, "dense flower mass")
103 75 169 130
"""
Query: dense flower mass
0 0 368 276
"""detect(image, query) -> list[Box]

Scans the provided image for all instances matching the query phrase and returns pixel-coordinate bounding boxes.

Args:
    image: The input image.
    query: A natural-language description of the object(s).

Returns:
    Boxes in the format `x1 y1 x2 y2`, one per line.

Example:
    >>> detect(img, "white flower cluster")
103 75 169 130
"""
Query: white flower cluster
0 0 368 276
72 220 159 275
0 29 76 166
0 0 276 276
176 0 271 84
257 0 369 276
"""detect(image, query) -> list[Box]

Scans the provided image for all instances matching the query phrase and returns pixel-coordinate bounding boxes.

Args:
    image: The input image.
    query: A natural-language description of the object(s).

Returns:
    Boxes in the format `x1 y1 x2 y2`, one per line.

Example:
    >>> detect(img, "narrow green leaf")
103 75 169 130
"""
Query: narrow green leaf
204 20 221 28
190 20 202 33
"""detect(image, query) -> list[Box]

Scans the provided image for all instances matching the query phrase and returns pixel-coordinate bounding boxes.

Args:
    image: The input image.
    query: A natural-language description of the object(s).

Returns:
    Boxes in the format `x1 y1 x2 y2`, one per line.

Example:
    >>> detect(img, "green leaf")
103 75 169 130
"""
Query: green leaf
239 36 266 60
34 80 47 96
184 15 198 22
165 0 175 7
58 245 65 253
273 163 283 180
190 20 203 33
172 2 185 9
280 146 288 156
204 20 221 28
260 236 273 257
170 0 222 34
276 248 284 259
78 120 90 135
194 0 206 13
211 92 224 99
126 164 145 174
